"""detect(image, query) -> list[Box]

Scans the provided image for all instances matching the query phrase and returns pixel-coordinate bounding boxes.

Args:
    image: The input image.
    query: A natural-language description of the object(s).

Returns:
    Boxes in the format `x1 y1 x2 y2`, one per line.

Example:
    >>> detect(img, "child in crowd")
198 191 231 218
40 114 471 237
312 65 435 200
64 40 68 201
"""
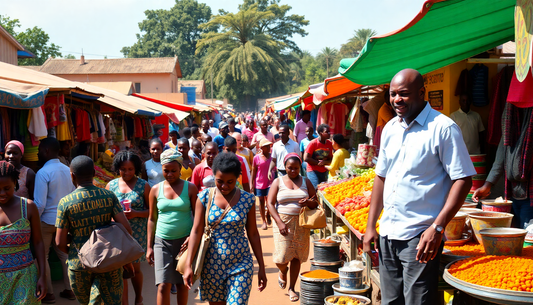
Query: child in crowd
251 138 274 230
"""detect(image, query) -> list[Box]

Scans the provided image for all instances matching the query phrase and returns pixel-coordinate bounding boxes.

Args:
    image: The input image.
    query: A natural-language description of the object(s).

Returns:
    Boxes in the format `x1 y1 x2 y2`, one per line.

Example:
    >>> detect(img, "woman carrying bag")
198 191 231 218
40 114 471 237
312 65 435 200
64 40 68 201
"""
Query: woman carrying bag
266 153 318 302
146 149 198 305
183 152 267 305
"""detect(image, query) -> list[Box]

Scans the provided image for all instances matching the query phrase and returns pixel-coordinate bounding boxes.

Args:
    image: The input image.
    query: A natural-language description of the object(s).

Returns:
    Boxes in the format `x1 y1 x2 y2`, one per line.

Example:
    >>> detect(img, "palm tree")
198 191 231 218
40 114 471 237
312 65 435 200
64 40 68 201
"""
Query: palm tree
340 28 377 58
317 47 338 78
196 4 289 108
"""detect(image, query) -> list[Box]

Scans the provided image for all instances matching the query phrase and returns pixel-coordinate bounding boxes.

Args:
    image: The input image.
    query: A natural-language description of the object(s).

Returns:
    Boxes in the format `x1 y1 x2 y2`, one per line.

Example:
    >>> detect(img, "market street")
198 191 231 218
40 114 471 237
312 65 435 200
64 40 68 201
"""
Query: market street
52 202 312 305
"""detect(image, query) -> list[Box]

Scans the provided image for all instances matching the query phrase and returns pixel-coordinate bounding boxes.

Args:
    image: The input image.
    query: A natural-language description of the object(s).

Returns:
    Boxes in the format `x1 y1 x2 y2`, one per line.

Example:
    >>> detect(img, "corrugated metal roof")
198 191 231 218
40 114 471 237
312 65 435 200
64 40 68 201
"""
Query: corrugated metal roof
35 57 182 77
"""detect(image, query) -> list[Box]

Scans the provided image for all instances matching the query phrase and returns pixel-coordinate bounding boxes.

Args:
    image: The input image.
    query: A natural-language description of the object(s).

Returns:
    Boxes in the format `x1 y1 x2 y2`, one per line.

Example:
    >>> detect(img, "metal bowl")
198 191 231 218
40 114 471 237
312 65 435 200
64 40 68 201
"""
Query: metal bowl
479 228 527 256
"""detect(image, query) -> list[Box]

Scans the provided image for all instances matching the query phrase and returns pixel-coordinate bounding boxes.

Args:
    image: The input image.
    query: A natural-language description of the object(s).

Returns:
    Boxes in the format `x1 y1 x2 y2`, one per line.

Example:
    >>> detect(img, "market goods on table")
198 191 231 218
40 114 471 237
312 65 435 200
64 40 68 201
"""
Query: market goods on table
302 269 339 279
322 169 375 207
448 255 533 292
93 164 116 188
320 168 380 234
444 242 485 257
325 295 371 305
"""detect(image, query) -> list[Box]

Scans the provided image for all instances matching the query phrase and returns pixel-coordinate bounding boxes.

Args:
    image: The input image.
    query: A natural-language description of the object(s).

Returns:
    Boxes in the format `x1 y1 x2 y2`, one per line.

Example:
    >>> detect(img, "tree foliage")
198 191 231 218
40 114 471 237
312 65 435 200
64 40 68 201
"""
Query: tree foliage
198 4 290 109
121 0 213 78
339 28 377 58
0 15 62 65
317 47 338 78
238 0 309 54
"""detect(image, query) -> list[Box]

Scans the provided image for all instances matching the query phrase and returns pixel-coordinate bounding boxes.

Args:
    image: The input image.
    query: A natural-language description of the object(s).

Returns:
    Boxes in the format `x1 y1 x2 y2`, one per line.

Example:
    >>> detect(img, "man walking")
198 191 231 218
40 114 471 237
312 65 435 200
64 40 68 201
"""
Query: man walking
34 137 76 303
269 125 300 178
363 69 475 305
56 156 133 305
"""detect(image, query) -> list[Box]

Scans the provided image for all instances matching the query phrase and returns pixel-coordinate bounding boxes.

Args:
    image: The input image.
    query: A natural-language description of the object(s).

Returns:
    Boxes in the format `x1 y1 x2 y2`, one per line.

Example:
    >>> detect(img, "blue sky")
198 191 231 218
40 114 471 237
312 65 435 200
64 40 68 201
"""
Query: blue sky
2 0 426 59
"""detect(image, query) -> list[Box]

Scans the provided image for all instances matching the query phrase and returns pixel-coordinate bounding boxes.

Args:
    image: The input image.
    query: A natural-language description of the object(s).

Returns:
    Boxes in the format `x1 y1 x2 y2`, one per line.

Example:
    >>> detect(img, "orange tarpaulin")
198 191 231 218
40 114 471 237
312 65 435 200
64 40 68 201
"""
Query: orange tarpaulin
310 75 362 105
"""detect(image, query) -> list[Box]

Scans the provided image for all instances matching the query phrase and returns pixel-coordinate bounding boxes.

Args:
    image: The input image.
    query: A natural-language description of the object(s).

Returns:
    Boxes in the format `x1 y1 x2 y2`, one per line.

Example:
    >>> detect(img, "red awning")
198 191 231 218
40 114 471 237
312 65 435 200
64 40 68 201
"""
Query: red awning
133 93 195 112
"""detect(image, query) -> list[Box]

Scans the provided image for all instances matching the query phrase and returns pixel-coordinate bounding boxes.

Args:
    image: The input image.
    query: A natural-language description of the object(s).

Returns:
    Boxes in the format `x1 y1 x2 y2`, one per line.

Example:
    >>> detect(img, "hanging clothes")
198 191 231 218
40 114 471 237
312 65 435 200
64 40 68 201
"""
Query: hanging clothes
487 66 514 145
74 109 91 142
454 68 470 96
43 95 62 128
506 69 533 108
28 107 48 139
469 64 489 107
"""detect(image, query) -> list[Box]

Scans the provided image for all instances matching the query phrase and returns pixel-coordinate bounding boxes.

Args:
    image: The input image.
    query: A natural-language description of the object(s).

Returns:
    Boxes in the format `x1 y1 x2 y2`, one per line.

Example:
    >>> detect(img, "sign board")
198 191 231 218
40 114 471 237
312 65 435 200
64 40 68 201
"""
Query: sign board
429 90 443 110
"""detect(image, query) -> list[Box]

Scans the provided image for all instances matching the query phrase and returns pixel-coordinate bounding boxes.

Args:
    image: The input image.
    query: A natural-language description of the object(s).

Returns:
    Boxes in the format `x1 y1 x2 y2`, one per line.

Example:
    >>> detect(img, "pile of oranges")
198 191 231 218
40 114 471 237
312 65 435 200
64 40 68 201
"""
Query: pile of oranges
323 169 375 207
444 243 485 257
344 207 382 234
449 255 533 292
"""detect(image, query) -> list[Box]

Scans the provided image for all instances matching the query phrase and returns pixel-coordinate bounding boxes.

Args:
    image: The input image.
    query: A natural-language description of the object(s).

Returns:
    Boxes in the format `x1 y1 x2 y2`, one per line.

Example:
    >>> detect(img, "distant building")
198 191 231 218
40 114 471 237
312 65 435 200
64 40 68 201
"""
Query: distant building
29 56 182 93
0 25 34 65
178 80 206 99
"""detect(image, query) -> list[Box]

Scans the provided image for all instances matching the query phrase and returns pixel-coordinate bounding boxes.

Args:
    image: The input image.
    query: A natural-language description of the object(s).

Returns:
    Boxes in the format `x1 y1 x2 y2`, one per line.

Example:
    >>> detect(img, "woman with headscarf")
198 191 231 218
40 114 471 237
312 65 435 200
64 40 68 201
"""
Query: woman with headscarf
267 153 318 302
4 140 36 200
147 149 198 305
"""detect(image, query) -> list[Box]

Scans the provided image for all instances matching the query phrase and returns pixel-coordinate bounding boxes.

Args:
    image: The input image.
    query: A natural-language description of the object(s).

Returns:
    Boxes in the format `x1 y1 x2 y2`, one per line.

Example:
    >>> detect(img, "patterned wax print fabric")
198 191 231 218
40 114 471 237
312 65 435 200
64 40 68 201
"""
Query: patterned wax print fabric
108 178 148 262
199 188 255 304
56 185 123 271
0 198 40 305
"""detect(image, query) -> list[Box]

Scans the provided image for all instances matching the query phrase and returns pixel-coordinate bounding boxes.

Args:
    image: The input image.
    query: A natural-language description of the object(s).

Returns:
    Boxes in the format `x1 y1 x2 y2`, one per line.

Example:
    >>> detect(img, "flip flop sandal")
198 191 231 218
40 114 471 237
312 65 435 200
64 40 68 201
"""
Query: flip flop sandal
288 290 299 302
278 273 287 289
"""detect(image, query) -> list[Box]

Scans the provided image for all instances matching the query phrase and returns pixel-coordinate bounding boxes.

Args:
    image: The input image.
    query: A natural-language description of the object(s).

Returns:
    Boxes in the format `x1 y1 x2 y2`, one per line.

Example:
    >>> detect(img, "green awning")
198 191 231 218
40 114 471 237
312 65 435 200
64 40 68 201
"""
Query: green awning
339 0 515 86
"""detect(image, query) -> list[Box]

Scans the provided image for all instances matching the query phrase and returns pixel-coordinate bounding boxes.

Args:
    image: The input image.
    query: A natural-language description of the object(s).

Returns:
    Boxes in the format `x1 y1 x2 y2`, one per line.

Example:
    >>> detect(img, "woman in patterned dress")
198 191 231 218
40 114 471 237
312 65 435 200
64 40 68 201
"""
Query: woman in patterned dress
183 152 267 305
0 161 47 304
106 151 150 305
267 153 318 302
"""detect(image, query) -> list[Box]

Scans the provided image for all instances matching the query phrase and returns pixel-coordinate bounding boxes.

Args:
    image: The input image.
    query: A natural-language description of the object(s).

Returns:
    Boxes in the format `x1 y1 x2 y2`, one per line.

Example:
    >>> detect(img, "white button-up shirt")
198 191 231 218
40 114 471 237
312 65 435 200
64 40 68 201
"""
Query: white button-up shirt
376 103 476 240
271 139 300 170
34 159 76 225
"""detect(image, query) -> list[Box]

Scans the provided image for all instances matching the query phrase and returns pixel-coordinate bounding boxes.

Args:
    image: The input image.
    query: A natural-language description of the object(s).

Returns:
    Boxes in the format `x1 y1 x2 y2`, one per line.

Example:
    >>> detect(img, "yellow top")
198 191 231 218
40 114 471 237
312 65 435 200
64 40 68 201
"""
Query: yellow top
327 148 350 178
237 148 253 168
181 165 193 181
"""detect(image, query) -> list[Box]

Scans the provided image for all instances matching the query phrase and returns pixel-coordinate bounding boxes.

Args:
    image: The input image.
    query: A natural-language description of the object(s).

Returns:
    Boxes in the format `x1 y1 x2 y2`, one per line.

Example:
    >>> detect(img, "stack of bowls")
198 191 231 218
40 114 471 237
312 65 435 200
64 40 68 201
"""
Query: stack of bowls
468 212 513 243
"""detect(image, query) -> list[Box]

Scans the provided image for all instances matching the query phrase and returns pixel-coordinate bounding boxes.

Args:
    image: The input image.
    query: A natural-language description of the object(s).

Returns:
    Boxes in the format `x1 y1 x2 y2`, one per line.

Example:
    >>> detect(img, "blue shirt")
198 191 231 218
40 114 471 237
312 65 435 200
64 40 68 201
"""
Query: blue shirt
213 134 227 151
300 136 316 154
34 159 76 225
376 103 476 240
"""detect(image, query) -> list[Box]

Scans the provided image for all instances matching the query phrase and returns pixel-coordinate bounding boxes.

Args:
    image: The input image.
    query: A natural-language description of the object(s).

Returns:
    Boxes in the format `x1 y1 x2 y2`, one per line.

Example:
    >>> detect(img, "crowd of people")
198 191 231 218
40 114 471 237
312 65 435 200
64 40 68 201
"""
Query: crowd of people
2 69 532 305
0 108 352 305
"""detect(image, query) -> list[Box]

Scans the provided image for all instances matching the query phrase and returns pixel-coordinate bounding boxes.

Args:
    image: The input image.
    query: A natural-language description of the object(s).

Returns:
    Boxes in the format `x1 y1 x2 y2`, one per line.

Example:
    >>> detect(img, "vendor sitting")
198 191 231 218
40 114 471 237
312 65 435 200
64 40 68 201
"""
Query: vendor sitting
325 134 350 181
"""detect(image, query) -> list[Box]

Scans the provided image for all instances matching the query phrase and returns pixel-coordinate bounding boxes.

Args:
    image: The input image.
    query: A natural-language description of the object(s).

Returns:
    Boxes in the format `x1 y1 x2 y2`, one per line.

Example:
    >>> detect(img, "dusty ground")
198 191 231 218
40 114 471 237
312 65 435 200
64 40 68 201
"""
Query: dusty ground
53 207 312 305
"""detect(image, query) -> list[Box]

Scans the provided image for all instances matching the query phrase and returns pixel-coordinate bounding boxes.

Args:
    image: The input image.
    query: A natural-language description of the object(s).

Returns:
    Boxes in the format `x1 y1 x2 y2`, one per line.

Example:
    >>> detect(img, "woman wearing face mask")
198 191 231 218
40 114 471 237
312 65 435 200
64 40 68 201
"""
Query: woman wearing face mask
0 161 47 304
183 152 267 304
4 141 36 200
267 153 318 302
107 151 150 305
142 138 165 187
147 150 198 305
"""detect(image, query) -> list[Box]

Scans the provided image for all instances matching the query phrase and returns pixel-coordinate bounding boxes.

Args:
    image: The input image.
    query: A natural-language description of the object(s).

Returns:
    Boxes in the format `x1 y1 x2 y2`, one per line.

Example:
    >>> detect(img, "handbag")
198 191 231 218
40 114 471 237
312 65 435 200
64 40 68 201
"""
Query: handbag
176 188 231 283
299 198 327 229
77 222 144 273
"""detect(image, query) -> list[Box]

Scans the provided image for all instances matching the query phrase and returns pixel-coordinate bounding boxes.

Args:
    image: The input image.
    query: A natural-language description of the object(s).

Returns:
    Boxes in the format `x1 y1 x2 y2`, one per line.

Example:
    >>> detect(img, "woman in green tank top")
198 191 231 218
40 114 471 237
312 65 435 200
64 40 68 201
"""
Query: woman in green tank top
147 149 198 305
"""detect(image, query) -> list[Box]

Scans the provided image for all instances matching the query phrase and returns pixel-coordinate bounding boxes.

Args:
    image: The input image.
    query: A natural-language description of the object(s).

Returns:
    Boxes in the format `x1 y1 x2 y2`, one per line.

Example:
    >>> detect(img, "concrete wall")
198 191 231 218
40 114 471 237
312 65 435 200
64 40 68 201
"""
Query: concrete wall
0 35 18 65
55 73 179 93
141 92 188 105
424 59 498 128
